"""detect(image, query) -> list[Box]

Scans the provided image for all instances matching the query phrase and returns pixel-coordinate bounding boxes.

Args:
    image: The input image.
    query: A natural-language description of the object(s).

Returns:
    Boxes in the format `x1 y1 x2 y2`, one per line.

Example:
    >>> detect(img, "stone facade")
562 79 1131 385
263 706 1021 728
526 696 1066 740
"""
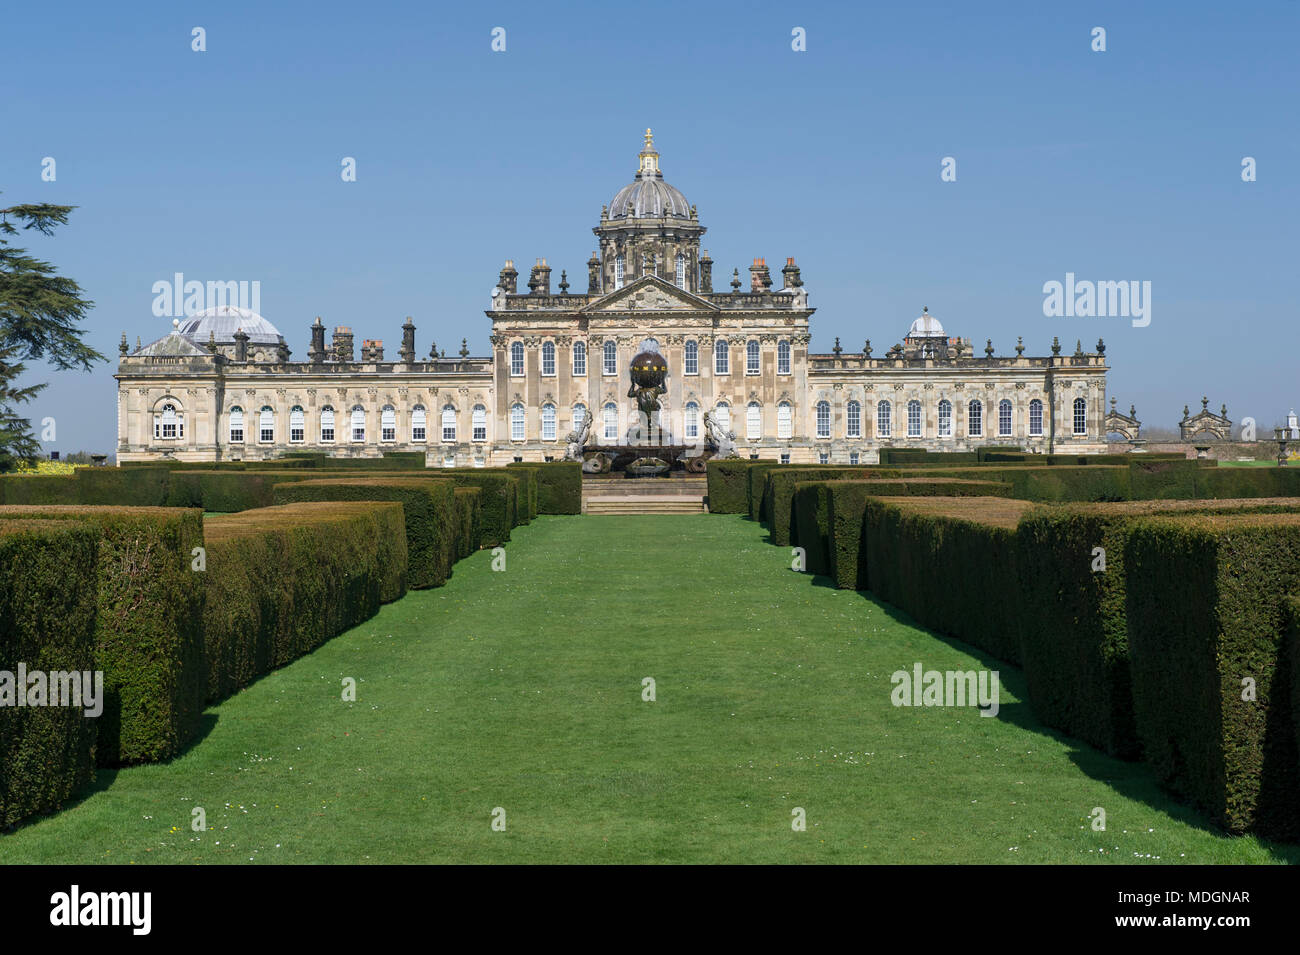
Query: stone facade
115 130 1109 466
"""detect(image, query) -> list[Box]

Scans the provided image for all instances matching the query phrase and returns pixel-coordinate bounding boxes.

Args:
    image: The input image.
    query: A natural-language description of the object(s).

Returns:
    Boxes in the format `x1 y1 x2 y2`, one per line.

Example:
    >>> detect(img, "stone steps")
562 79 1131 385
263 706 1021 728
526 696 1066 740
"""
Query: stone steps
585 497 706 514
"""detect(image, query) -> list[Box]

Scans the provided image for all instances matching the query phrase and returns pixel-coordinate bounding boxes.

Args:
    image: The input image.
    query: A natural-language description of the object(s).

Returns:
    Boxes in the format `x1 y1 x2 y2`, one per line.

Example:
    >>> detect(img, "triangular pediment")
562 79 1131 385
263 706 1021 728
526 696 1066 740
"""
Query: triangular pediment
135 331 211 357
581 274 718 315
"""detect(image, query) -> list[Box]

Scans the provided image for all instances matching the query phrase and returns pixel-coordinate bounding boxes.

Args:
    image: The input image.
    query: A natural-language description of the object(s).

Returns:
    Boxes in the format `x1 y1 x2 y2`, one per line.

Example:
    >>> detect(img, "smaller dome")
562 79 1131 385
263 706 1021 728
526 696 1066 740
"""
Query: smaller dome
178 306 282 345
907 307 945 338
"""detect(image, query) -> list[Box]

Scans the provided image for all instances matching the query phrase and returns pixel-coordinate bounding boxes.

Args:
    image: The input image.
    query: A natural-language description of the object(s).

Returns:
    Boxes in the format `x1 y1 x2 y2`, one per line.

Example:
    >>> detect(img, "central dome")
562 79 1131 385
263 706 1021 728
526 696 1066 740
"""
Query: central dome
608 129 691 219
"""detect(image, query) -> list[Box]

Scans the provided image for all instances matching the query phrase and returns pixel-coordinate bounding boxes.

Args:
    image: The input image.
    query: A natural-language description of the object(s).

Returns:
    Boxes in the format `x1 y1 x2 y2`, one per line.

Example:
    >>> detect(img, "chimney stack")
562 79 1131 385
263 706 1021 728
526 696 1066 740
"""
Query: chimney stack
781 257 802 289
309 316 326 362
498 260 518 294
699 250 713 293
749 257 772 292
528 258 552 295
400 316 416 363
233 327 249 362
333 325 354 362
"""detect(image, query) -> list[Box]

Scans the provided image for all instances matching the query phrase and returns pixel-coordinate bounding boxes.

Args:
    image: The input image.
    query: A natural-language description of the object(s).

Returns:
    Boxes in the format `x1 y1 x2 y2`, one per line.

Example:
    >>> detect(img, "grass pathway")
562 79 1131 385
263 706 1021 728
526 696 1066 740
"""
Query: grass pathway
3 515 1294 864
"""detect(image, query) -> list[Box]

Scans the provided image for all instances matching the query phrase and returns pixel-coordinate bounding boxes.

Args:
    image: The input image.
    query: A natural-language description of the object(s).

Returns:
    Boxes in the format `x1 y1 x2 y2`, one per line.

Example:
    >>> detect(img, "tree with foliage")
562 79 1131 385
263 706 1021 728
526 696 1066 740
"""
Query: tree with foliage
0 197 101 471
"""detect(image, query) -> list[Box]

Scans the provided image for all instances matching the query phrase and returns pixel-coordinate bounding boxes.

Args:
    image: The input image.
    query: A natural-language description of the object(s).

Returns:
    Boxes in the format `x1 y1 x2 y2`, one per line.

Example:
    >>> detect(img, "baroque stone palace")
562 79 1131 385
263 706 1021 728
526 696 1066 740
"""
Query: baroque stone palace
115 130 1109 465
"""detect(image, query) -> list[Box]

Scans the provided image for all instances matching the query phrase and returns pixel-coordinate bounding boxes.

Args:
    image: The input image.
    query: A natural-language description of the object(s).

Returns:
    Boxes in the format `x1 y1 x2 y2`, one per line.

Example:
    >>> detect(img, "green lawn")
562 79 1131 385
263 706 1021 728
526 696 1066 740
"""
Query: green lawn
3 515 1295 864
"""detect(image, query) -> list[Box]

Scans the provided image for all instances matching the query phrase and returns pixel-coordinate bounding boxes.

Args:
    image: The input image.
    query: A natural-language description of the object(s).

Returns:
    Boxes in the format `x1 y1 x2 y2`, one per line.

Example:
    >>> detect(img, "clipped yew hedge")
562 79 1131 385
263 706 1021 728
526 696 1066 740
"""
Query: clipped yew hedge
764 468 901 546
439 473 520 546
202 502 407 703
1125 513 1300 838
0 474 81 505
814 478 1012 587
0 505 205 766
917 465 1131 502
0 521 101 826
1016 498 1300 760
273 477 455 589
705 460 757 514
507 461 581 514
453 487 483 557
862 497 1038 664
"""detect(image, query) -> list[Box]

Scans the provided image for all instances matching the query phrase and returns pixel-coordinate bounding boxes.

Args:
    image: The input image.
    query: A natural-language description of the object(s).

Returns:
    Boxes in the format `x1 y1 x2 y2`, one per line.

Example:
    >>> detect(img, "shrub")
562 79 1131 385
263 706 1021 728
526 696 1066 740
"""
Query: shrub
863 497 1037 665
453 487 483 557
1125 514 1300 837
76 467 172 506
1192 466 1300 500
201 502 407 703
918 465 1131 502
1016 498 1300 760
273 478 455 589
764 468 901 546
818 479 1012 588
0 505 206 766
507 462 581 514
0 474 81 505
438 473 520 546
705 460 756 514
0 521 101 826
164 470 319 512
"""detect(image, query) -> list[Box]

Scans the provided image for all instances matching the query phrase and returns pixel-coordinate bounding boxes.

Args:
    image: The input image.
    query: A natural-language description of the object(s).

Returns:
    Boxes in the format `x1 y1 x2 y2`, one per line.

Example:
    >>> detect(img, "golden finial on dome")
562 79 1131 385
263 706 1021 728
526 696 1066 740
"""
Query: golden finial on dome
638 128 659 175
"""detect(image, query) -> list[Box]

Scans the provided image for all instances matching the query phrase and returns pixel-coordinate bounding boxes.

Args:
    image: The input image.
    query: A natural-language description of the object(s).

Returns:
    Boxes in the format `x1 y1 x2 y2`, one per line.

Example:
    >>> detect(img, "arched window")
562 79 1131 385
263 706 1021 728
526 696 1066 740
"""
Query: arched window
675 253 686 288
777 401 793 439
510 403 526 441
603 402 618 440
907 399 922 437
746 340 760 375
228 406 244 444
510 341 524 376
938 399 952 437
746 401 762 439
1029 399 1043 436
351 405 366 442
715 339 729 375
572 403 587 435
1073 397 1087 435
777 340 791 375
877 400 891 437
999 399 1013 437
846 400 861 438
381 405 396 442
290 405 305 443
715 402 730 434
816 400 831 438
155 402 182 440
685 401 700 440
542 403 557 441
603 340 617 376
411 404 427 442
572 341 586 376
472 404 487 442
320 405 335 443
259 406 274 443
441 404 457 442
541 341 556 376
968 399 983 437
684 340 698 375
615 254 625 289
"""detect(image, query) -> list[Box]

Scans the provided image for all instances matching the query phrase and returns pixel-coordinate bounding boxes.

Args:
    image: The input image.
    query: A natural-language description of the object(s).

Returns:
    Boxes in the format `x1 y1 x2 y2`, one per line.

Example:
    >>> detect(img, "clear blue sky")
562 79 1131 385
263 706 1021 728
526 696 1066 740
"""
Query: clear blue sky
5 0 1297 452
